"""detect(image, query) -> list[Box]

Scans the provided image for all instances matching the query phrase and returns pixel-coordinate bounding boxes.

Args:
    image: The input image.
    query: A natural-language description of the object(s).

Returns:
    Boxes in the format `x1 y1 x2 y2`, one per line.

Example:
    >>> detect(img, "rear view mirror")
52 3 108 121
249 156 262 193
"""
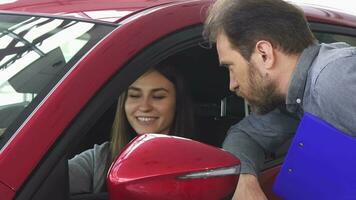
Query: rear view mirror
107 134 240 200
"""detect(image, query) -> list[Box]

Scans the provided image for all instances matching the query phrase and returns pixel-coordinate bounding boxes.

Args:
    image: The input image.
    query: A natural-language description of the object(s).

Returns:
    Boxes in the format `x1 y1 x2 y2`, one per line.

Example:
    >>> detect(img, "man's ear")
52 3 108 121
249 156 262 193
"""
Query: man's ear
254 40 275 70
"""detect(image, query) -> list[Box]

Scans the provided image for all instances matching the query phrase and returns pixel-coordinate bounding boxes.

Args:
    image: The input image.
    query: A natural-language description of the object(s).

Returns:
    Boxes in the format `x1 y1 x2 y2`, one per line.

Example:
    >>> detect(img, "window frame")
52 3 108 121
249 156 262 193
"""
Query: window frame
0 13 116 149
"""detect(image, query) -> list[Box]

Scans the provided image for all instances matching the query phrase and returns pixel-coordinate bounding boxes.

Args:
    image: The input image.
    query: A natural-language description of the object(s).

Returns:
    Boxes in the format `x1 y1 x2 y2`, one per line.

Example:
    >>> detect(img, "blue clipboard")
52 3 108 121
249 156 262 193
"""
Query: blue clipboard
273 112 356 200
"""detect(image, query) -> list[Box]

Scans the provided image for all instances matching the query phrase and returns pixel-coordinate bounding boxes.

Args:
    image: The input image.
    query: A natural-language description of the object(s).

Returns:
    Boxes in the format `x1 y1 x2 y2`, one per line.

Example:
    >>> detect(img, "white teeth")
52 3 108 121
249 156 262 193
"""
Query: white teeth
137 117 155 122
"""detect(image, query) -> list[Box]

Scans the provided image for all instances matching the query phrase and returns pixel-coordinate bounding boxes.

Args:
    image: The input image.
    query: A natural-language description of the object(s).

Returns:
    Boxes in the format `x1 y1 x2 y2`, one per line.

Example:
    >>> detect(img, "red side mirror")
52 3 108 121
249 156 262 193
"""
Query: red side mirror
107 134 240 200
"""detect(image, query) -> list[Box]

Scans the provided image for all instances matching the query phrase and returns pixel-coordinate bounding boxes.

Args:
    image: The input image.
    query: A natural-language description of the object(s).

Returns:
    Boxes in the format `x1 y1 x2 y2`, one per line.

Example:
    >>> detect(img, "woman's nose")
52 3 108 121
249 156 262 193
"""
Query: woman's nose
138 98 153 112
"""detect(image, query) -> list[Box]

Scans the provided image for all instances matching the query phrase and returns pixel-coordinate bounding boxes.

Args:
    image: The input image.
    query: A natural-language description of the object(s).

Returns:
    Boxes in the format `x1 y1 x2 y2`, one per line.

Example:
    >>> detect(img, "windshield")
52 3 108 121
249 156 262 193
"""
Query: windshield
0 14 114 139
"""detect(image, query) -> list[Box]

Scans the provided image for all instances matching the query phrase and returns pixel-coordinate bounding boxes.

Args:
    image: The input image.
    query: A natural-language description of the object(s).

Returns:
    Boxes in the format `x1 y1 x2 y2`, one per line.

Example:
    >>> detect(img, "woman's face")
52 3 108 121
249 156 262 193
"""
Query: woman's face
125 70 176 135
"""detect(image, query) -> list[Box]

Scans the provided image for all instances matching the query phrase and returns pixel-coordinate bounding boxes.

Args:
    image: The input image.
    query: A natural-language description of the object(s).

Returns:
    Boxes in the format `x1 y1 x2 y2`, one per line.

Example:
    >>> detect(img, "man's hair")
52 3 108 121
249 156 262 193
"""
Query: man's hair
203 0 316 60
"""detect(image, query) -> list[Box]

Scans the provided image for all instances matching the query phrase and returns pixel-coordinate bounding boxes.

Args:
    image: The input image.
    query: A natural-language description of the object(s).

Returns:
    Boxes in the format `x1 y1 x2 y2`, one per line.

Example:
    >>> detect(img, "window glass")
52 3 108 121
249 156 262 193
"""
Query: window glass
0 14 114 138
314 32 356 46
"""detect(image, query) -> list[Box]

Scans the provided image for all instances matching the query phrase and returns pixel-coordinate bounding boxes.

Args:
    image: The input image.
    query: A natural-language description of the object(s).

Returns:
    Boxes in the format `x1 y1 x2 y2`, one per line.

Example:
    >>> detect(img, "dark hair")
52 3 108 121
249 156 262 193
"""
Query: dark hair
155 61 195 138
204 0 316 60
109 61 194 162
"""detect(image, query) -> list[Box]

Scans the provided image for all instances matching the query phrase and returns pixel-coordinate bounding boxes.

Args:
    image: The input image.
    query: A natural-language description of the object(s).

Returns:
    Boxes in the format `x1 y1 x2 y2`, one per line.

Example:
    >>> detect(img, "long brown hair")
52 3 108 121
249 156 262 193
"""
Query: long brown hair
109 62 194 162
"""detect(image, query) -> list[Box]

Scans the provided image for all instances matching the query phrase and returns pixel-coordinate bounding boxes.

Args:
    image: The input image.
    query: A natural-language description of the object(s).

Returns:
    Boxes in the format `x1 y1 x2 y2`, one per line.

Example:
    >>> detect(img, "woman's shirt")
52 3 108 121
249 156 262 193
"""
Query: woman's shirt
69 142 110 194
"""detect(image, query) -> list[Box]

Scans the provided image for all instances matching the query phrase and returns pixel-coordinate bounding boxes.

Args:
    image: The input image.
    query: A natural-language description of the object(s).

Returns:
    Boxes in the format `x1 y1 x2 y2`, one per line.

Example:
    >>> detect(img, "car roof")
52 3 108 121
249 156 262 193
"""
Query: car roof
0 0 188 23
1 0 356 27
290 1 356 28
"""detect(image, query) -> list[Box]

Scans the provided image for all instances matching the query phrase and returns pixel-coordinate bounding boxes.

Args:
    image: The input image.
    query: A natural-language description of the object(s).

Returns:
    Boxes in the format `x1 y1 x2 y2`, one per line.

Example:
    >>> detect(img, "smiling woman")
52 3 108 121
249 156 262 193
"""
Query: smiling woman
68 61 195 194
125 69 176 135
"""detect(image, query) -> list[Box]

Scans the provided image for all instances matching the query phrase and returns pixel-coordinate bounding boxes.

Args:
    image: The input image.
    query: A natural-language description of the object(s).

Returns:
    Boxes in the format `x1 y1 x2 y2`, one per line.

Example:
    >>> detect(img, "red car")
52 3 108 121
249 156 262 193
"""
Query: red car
0 0 355 199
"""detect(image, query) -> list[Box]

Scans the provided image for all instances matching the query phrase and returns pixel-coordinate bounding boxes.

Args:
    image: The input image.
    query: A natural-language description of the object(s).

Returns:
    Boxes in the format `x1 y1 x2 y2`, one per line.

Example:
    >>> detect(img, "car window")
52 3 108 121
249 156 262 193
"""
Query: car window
0 14 114 138
314 32 356 46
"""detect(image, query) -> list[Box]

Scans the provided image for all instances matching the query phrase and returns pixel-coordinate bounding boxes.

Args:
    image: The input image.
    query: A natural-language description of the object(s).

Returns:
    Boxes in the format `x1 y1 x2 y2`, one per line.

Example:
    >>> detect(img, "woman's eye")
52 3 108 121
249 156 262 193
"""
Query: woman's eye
153 95 166 100
128 94 140 98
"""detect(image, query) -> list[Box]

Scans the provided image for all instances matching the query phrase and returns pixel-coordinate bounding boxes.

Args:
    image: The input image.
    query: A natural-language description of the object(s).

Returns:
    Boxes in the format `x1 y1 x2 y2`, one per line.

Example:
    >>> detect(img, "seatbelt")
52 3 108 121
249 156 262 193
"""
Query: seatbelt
273 112 356 200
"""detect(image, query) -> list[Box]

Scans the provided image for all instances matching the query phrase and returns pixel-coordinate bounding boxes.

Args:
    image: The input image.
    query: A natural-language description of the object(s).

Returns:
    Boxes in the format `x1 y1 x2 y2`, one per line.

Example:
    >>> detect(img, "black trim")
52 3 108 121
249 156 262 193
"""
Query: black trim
310 22 356 37
25 157 69 200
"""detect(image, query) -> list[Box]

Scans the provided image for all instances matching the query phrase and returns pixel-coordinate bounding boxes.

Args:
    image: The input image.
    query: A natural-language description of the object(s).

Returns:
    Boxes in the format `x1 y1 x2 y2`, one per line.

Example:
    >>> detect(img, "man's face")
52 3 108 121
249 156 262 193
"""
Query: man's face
216 32 283 114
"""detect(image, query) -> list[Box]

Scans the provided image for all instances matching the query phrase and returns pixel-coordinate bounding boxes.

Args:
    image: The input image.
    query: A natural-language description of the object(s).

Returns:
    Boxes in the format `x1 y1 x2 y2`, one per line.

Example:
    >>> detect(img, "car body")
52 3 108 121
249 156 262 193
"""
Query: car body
0 0 355 199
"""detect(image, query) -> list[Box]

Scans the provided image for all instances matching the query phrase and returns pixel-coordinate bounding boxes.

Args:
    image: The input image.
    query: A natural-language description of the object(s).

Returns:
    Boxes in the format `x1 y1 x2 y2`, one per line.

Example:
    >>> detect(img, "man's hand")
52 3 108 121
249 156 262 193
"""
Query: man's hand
232 174 268 200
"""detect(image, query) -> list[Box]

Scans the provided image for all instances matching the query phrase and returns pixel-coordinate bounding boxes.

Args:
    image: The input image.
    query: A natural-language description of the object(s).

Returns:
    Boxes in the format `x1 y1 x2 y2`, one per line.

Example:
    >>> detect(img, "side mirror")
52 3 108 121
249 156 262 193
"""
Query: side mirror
107 134 240 200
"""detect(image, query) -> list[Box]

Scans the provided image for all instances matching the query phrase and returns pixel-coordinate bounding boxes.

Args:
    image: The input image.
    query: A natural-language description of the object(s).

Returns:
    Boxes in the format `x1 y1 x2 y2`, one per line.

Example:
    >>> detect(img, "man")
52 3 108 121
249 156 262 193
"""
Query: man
203 0 356 199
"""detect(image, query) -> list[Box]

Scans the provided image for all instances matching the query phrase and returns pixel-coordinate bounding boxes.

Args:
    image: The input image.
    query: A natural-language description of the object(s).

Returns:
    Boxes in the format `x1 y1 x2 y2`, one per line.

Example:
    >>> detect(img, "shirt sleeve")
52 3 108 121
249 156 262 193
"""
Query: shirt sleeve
69 147 95 194
222 108 299 176
68 142 109 194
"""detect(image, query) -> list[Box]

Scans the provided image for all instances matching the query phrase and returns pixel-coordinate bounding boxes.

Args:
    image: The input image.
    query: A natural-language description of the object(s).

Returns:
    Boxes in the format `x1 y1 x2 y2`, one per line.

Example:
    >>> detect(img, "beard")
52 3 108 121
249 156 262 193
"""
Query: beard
242 63 285 115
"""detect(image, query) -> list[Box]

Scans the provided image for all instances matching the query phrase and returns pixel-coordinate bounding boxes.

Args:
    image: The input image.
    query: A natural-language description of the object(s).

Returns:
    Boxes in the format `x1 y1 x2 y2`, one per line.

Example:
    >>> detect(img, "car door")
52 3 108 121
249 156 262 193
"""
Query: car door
0 1 218 200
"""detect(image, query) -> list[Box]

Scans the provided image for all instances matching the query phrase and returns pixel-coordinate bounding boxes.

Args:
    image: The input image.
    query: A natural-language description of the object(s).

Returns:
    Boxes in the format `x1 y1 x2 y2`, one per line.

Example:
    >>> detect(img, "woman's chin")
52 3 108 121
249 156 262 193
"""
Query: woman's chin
134 128 170 136
135 128 158 135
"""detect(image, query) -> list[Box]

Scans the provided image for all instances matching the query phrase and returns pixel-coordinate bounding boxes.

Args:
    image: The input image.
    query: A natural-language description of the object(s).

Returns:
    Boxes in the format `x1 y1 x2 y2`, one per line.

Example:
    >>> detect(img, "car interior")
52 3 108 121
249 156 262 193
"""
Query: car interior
57 28 356 200
67 43 246 200
46 30 356 185
69 44 246 157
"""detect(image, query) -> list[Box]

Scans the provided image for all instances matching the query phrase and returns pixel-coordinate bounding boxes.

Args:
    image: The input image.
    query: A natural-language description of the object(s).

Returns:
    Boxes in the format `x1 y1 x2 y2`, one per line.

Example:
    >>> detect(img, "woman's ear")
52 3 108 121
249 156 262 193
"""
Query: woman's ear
254 40 275 70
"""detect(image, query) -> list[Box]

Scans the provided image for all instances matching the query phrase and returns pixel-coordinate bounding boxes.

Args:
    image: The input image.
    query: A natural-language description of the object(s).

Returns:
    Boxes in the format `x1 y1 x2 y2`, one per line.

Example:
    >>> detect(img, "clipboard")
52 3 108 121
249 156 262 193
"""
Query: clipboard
273 112 356 200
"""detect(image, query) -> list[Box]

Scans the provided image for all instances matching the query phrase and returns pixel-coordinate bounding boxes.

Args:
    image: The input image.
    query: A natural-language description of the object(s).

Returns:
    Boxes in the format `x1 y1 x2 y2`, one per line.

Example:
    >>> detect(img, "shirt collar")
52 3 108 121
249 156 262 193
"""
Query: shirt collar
286 44 320 113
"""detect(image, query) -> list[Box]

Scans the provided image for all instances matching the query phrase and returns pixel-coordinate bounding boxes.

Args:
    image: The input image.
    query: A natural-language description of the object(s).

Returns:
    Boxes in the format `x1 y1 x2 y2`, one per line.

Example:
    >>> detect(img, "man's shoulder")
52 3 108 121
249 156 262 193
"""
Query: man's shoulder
313 42 356 70
306 43 356 122
319 42 356 57
309 43 356 90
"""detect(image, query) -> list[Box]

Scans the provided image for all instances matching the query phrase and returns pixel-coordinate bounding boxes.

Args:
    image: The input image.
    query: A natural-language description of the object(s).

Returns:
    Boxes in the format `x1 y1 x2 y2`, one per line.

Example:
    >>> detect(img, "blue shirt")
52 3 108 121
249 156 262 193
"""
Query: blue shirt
223 43 356 175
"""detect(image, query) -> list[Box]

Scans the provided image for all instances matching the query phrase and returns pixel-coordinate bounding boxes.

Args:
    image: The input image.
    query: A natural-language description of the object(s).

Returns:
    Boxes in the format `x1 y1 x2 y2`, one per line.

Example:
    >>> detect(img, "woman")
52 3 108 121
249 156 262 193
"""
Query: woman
69 62 194 194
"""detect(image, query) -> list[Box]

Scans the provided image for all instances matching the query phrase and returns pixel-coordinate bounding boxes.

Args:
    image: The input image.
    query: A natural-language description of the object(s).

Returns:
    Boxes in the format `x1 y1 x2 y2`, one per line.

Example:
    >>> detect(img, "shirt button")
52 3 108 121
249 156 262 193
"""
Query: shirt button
296 98 301 104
